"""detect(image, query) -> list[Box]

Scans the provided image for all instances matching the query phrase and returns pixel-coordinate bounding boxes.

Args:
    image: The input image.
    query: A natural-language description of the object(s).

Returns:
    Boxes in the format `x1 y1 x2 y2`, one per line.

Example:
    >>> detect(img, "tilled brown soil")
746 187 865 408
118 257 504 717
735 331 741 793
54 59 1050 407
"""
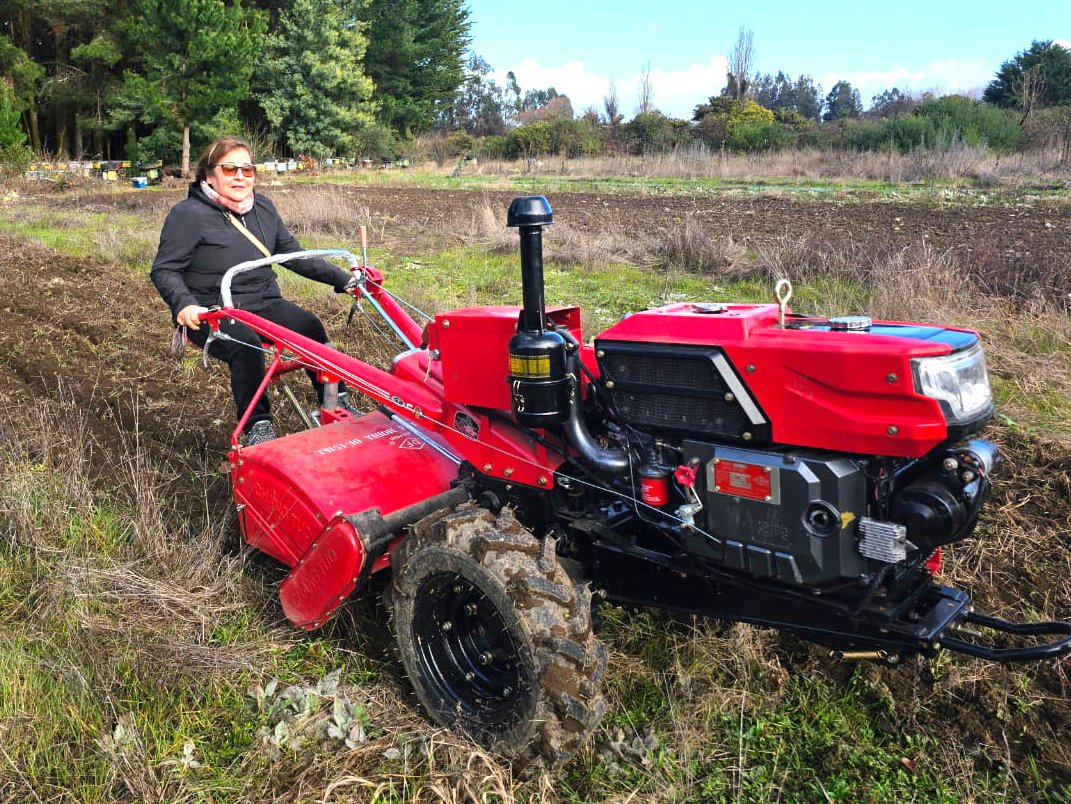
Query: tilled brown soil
2 184 1070 789
64 184 1071 280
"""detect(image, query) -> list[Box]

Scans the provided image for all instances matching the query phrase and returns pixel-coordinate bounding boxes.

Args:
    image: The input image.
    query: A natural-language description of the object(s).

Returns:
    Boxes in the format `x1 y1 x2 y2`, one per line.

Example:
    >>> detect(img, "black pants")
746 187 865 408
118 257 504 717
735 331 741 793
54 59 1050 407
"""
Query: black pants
189 298 332 432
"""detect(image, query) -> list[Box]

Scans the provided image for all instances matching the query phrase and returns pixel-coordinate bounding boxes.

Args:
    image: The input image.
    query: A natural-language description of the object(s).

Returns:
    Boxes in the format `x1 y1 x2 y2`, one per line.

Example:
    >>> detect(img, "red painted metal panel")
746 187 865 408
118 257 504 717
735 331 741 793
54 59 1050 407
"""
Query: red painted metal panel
279 515 364 629
232 411 459 567
595 304 972 457
428 305 582 410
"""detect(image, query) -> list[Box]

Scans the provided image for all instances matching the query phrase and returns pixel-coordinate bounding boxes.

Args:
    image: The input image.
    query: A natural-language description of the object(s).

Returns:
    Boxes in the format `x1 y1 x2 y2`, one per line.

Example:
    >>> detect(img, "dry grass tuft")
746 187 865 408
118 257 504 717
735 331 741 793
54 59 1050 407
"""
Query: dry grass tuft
309 728 521 803
662 215 747 273
477 141 1071 186
1 394 279 683
272 184 377 240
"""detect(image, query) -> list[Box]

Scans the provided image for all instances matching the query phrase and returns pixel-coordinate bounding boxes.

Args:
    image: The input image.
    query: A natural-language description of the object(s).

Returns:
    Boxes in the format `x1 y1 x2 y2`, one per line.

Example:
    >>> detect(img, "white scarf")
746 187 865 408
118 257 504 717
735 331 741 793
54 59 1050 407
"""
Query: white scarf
200 180 255 215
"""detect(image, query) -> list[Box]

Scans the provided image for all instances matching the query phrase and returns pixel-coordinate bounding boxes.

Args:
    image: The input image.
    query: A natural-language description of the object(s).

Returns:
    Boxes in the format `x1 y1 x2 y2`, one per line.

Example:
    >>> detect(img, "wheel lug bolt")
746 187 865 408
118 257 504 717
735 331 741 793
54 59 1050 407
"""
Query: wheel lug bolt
453 585 463 594
464 603 477 615
502 686 512 697
479 651 493 665
441 621 453 631
465 672 475 681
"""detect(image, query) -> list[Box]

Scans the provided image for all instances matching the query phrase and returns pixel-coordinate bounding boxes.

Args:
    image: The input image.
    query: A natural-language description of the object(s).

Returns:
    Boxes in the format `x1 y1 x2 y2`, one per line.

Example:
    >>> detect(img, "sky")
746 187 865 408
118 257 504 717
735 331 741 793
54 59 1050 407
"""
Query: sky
464 0 1071 119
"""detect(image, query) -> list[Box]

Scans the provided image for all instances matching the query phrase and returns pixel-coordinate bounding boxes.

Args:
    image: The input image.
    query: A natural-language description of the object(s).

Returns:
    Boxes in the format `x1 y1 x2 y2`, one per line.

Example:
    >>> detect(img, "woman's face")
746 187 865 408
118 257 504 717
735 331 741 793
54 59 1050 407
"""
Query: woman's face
207 146 255 204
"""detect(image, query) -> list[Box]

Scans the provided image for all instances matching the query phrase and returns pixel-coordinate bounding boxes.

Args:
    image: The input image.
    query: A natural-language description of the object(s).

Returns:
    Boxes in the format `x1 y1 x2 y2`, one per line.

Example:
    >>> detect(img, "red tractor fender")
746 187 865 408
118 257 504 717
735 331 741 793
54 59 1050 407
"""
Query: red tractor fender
232 411 460 628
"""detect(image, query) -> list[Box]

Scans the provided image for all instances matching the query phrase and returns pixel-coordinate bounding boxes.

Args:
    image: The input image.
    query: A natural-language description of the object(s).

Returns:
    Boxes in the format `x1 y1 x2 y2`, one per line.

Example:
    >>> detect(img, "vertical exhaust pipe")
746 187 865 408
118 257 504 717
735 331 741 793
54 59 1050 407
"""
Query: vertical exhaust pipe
509 195 553 333
507 196 569 428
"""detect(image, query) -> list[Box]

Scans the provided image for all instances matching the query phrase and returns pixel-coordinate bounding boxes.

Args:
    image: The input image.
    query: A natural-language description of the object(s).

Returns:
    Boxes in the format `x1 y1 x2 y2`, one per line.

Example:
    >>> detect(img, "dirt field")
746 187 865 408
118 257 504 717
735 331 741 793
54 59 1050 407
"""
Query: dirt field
6 183 1068 470
62 183 1071 280
2 183 1070 793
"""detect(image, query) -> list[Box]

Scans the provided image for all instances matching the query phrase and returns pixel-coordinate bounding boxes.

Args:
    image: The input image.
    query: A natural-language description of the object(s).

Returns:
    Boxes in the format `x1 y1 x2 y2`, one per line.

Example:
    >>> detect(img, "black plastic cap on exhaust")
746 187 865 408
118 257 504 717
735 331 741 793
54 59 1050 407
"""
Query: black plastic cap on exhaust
507 195 553 227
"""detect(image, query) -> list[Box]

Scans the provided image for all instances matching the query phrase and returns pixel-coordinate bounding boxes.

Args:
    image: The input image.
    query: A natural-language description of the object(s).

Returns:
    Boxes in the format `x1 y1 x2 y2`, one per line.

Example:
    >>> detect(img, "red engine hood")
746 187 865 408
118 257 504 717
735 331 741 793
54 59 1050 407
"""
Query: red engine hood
593 303 983 457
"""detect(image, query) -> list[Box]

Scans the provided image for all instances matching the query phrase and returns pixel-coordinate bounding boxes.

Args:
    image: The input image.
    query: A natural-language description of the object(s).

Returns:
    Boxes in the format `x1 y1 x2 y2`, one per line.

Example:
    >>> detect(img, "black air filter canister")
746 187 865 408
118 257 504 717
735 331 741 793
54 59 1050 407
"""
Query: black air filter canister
508 329 570 428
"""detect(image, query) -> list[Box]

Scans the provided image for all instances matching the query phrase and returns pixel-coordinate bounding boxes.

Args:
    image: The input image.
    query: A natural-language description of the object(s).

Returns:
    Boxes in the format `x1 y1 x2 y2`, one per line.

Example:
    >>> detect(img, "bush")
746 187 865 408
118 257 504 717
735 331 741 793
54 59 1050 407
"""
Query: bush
548 117 601 157
510 121 552 158
841 116 935 151
478 134 512 160
1022 105 1071 148
914 95 1021 151
1022 105 1071 166
626 112 683 154
446 130 476 158
0 80 30 177
349 121 394 160
838 97 1022 153
726 120 794 152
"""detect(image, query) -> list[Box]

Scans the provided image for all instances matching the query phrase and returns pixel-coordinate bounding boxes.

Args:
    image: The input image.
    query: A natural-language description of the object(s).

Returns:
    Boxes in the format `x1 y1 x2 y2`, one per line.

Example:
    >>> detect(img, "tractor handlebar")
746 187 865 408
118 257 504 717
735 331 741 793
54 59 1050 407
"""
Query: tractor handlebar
220 249 361 308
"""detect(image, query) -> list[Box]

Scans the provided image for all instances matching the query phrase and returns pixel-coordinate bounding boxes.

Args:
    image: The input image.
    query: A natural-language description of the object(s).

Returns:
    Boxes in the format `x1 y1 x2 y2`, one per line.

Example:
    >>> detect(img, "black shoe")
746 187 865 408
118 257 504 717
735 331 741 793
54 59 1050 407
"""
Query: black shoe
245 419 277 446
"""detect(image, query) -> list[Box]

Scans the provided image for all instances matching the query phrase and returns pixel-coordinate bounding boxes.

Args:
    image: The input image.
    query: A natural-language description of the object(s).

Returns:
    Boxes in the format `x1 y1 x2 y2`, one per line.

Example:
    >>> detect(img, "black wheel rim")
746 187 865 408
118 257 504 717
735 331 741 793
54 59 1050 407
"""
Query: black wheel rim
412 571 526 730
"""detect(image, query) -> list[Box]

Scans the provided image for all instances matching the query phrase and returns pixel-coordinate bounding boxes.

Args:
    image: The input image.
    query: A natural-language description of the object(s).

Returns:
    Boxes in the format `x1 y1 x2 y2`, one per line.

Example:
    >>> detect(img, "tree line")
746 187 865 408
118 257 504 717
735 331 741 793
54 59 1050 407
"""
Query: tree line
0 0 468 172
439 36 1071 162
2 4 1070 175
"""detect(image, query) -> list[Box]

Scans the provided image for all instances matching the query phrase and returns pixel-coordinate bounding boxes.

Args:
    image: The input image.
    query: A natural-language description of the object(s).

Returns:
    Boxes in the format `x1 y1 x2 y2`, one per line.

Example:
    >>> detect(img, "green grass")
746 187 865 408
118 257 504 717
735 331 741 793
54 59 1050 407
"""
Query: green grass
0 205 159 268
298 167 1071 206
3 183 1070 800
559 607 975 802
0 449 397 801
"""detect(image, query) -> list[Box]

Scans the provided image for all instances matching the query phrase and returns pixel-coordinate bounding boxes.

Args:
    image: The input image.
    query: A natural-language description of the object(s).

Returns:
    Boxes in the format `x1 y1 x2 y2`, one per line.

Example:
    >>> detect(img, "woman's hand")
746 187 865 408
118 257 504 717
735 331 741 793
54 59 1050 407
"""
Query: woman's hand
177 304 210 330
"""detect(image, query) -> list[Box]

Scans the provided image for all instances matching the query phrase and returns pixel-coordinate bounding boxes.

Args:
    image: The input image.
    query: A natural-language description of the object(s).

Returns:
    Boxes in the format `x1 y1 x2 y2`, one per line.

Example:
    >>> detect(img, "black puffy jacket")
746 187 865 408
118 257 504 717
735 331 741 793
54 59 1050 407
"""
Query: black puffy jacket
150 183 351 320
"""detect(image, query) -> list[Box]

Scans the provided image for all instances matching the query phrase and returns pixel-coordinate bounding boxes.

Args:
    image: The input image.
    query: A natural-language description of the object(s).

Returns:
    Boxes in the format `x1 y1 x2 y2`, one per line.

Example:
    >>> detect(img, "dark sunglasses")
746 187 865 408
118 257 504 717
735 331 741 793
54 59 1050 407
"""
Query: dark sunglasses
216 162 257 178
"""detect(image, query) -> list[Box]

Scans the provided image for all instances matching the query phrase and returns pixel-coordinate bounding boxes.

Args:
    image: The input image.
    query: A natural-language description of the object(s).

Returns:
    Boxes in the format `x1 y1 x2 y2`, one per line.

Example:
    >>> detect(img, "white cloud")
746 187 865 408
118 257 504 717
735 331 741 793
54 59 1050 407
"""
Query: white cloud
816 58 994 107
495 55 1000 118
492 56 728 120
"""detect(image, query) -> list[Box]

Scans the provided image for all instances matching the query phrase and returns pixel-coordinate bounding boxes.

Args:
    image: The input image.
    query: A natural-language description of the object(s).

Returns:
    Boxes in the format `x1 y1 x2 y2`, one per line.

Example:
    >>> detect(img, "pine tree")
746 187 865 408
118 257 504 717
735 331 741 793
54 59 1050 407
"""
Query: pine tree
0 77 30 174
362 0 470 136
984 40 1071 117
256 0 376 159
116 0 265 175
823 80 863 122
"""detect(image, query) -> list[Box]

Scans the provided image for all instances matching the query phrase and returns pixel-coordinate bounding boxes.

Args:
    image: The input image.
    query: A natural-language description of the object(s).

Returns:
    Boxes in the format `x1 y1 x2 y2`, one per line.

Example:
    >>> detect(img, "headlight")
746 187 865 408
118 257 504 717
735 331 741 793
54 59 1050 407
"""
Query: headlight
911 343 992 424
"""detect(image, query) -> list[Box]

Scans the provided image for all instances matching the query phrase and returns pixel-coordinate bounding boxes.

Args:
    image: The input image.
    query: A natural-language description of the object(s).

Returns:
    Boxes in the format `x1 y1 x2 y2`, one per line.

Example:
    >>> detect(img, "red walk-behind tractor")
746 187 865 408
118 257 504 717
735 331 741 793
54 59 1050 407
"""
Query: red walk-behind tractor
201 196 1071 767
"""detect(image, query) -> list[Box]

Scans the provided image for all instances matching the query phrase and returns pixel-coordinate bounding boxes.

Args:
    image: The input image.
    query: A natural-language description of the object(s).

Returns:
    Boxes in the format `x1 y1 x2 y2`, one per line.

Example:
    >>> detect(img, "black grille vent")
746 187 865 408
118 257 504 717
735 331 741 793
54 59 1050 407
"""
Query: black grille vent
615 390 751 434
600 352 722 391
596 341 768 442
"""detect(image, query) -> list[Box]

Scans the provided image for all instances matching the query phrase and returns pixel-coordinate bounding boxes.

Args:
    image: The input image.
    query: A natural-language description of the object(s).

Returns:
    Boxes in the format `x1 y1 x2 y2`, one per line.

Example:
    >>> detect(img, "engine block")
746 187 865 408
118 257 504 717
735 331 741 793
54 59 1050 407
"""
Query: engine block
681 441 869 586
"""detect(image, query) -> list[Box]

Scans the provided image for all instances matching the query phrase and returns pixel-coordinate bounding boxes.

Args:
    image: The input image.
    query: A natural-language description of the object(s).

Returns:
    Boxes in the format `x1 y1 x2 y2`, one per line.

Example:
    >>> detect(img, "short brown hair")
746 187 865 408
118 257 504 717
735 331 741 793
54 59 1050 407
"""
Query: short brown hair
195 136 253 182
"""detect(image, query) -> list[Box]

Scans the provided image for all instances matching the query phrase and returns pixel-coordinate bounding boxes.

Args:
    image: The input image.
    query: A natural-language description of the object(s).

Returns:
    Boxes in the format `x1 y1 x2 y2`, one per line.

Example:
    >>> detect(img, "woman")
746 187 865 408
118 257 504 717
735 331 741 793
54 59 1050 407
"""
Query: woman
151 135 355 445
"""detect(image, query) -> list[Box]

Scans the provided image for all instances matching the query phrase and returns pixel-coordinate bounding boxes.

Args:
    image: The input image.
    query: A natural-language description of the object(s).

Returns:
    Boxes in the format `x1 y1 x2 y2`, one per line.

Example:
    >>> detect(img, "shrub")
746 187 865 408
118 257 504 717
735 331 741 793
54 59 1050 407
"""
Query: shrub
914 95 1022 151
478 134 512 160
548 117 602 157
726 120 794 152
1022 105 1071 148
0 78 30 174
510 121 552 158
446 130 476 158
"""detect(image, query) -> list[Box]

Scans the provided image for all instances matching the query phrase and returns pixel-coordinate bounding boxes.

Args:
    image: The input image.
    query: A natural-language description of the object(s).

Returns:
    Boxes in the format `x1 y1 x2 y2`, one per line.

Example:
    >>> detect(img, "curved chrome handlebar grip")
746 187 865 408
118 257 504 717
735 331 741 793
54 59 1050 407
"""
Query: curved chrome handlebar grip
220 249 360 308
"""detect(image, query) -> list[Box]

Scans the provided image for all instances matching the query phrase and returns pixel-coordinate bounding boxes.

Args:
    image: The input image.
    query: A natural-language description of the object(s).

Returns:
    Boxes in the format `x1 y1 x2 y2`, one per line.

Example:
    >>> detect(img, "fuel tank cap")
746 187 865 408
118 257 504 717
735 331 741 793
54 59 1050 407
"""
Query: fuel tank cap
829 315 872 331
691 302 728 314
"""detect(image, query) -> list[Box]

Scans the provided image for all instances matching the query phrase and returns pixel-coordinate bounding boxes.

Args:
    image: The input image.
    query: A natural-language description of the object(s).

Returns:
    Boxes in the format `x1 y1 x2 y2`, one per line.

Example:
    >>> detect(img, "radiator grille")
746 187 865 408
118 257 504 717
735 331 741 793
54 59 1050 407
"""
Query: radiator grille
597 342 763 440
615 391 751 435
601 352 723 391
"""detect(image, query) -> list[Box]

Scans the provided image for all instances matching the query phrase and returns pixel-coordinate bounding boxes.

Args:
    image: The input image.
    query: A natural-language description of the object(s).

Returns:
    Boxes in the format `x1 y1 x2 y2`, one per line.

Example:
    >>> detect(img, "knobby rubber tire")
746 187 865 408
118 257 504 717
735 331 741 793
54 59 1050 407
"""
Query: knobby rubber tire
389 504 607 769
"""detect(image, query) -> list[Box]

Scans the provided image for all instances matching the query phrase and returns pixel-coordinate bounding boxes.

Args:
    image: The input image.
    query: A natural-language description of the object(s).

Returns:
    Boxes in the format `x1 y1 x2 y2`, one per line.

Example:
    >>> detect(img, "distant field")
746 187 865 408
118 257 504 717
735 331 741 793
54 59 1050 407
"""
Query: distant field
0 173 1069 802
